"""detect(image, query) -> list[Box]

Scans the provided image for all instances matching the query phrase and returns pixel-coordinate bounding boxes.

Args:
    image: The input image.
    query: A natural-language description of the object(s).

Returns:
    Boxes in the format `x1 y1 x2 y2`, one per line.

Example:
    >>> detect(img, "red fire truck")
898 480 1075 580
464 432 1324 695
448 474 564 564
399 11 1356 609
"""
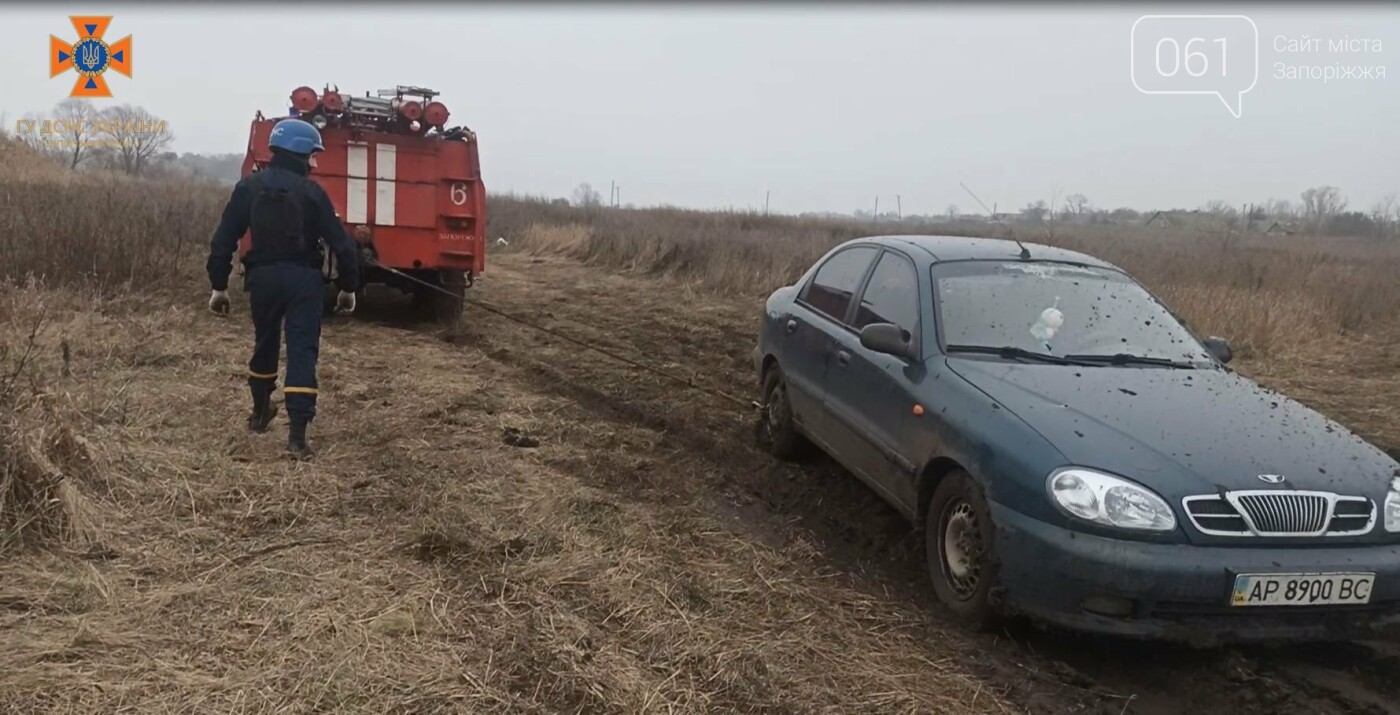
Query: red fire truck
239 84 485 319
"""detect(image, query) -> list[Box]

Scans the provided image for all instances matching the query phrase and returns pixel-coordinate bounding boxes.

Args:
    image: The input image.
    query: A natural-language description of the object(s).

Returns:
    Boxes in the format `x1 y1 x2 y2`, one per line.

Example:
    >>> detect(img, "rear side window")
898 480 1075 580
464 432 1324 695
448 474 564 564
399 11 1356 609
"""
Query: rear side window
852 251 919 335
801 246 877 322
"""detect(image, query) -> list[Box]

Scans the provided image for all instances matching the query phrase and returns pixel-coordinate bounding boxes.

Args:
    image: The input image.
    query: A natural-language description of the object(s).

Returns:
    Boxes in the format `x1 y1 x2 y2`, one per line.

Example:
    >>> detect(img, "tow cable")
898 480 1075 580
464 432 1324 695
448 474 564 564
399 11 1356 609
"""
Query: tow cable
360 257 759 411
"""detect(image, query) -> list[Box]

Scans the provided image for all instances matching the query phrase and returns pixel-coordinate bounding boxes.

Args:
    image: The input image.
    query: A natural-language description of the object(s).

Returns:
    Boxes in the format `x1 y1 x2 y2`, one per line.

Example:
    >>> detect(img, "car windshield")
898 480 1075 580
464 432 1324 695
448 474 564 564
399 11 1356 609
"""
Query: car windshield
933 261 1213 365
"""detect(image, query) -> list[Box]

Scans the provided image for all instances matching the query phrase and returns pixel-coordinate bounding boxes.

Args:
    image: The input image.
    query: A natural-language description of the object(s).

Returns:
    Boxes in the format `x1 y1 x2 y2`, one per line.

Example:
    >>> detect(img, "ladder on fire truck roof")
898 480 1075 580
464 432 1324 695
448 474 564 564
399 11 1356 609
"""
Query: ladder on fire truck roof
376 86 439 101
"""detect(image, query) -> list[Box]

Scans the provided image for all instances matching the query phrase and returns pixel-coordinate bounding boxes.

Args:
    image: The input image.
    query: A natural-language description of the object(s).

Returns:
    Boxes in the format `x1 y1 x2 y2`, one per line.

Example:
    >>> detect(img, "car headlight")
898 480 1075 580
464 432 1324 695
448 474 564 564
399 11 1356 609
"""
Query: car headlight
1048 468 1177 531
1384 477 1400 533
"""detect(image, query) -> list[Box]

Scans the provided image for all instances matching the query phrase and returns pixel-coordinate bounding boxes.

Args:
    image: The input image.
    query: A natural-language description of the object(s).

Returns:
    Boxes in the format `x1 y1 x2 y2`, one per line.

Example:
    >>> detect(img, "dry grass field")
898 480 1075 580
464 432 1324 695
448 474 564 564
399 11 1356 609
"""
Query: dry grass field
3 139 1399 714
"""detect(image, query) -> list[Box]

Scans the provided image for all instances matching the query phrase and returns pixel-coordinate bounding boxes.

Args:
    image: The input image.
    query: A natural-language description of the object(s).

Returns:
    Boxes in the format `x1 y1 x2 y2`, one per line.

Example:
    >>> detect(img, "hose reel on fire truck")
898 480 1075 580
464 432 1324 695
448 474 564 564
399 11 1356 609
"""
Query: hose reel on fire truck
290 84 452 136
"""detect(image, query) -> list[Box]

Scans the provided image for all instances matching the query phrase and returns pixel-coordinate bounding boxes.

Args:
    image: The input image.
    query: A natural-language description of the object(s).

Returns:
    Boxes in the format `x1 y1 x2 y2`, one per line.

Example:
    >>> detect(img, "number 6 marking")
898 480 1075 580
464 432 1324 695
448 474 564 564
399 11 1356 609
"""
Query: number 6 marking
450 182 468 206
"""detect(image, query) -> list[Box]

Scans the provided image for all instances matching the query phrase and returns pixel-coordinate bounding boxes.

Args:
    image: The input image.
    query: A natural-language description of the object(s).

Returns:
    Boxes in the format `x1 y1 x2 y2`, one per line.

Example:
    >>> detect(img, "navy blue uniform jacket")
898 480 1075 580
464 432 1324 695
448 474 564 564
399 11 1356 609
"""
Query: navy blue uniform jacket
206 153 362 293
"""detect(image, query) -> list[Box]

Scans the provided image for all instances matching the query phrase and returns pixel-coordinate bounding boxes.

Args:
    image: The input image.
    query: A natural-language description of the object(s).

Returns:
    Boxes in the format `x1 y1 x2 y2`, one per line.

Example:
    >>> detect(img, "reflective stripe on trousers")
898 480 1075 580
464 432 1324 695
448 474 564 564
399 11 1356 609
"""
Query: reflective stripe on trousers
246 263 323 422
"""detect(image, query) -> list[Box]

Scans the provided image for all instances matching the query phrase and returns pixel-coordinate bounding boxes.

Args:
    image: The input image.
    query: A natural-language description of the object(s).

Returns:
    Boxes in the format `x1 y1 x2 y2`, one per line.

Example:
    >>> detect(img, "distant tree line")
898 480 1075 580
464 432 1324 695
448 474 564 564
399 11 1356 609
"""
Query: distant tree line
838 186 1398 239
550 181 1397 239
2 98 240 182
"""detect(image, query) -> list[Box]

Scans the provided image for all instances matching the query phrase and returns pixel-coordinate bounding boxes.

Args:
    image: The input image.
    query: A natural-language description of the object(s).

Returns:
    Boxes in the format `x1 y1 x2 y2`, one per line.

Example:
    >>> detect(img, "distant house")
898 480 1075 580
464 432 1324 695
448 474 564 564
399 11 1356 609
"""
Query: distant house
971 211 1020 224
1144 209 1228 231
1264 220 1298 236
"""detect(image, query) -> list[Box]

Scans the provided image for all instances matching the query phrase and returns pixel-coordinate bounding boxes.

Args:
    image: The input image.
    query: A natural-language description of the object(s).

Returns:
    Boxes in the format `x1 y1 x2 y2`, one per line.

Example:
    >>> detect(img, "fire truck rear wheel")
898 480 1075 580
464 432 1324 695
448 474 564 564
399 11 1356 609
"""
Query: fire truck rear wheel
423 270 465 323
322 284 339 316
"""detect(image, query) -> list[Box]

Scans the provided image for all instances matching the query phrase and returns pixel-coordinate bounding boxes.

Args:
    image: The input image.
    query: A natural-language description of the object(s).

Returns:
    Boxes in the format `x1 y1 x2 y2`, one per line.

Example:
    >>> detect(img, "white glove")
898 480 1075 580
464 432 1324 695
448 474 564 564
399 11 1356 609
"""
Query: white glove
334 290 356 315
208 290 230 315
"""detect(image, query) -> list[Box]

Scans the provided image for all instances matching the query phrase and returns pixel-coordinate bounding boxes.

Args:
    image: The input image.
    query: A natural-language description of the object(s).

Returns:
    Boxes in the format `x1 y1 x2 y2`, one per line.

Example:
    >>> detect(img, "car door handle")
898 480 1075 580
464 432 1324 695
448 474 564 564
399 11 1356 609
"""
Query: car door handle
836 350 851 366
784 319 798 335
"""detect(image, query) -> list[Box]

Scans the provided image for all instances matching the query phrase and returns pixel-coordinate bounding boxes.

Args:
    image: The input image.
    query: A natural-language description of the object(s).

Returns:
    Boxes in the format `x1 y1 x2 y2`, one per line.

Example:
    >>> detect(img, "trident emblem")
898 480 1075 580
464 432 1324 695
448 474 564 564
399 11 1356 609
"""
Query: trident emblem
50 16 133 98
79 42 101 71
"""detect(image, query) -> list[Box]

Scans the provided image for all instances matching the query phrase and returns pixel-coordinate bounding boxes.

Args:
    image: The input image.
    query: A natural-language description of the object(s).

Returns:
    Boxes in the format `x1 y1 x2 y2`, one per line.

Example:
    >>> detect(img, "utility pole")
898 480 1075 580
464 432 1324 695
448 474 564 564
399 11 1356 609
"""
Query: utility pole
764 190 770 216
616 186 620 208
897 195 902 221
610 180 615 208
873 196 879 223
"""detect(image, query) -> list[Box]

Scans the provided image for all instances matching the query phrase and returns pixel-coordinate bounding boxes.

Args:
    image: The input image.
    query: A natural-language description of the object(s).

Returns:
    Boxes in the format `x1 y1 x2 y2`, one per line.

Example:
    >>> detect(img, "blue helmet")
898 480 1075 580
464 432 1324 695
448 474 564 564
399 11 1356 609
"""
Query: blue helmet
269 118 324 155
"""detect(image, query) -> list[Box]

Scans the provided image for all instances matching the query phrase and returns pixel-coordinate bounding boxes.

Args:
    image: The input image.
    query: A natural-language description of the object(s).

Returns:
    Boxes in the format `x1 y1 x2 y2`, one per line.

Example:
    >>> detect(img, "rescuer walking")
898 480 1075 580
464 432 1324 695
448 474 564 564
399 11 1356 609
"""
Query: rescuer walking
206 118 361 460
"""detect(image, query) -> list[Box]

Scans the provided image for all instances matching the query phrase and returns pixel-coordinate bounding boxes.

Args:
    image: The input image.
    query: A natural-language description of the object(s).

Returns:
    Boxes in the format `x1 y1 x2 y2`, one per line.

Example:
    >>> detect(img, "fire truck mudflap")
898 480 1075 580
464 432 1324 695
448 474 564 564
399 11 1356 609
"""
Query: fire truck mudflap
239 84 486 321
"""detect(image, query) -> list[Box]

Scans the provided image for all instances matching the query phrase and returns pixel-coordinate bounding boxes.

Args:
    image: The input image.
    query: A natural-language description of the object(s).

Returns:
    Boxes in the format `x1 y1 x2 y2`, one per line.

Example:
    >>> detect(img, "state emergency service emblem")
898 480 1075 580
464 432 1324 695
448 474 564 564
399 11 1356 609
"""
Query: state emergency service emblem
50 16 132 98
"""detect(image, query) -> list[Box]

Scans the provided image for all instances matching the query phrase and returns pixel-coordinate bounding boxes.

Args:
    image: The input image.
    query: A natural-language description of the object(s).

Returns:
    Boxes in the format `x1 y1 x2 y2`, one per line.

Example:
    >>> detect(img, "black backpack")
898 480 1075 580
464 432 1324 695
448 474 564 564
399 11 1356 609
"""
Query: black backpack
248 173 310 254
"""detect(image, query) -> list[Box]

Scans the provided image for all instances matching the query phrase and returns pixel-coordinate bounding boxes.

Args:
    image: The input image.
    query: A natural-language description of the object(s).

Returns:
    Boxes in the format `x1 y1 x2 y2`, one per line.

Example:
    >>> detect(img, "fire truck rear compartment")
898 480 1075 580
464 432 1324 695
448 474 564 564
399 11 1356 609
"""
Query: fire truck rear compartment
239 84 485 321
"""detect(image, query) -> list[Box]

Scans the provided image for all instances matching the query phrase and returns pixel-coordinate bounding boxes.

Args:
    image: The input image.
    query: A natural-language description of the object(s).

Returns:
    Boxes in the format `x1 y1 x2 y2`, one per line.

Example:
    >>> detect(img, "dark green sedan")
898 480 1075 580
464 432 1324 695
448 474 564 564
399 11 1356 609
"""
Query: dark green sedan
753 235 1400 643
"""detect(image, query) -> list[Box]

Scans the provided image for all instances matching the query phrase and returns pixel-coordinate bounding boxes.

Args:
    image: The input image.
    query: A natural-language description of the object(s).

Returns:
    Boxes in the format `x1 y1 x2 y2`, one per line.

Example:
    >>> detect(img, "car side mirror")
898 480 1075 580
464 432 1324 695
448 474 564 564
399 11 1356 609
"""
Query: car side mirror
860 323 915 360
1203 336 1233 364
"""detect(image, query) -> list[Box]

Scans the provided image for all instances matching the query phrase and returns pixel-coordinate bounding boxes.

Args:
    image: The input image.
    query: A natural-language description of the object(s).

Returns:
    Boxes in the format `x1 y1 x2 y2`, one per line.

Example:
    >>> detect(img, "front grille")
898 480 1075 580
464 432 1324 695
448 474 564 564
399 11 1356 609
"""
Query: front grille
1183 496 1250 533
1183 491 1375 537
1235 492 1328 533
1330 499 1375 534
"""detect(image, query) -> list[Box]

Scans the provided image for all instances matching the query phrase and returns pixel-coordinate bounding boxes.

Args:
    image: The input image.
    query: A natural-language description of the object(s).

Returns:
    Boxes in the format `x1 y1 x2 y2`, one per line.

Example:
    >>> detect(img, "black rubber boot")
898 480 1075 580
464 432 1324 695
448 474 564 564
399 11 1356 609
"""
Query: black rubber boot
287 420 315 461
248 392 278 433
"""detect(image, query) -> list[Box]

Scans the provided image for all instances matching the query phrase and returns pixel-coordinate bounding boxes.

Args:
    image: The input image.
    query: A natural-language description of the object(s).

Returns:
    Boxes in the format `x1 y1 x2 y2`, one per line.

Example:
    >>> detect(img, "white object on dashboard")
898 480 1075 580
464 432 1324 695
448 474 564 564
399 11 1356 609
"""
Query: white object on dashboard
1030 296 1064 343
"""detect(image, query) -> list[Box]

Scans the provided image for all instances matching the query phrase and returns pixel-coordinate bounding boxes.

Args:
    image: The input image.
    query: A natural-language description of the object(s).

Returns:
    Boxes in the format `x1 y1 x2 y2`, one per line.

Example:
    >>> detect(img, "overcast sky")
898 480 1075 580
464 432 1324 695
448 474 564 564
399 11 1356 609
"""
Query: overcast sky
4 3 1396 216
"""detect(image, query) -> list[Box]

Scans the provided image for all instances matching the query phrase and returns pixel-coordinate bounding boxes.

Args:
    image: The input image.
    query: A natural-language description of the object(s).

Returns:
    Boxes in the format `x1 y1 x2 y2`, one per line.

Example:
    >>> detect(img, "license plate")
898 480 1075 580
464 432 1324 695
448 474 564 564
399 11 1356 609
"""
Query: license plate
1231 572 1375 607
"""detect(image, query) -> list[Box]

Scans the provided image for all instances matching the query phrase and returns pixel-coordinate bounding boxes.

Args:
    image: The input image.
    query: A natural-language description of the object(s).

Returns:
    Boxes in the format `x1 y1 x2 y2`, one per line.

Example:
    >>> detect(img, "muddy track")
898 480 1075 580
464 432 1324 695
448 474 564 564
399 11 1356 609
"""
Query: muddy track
412 253 1400 715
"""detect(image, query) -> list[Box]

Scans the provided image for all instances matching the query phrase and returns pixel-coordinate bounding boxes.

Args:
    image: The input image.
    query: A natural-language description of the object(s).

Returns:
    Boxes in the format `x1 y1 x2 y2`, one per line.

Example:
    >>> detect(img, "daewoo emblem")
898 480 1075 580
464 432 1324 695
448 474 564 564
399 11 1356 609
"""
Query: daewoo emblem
1257 474 1287 484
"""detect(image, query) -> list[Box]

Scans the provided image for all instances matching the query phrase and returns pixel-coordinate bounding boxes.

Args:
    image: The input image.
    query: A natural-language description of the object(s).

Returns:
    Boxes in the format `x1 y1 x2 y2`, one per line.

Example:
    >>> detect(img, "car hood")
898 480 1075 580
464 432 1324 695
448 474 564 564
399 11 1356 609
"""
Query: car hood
946 358 1400 499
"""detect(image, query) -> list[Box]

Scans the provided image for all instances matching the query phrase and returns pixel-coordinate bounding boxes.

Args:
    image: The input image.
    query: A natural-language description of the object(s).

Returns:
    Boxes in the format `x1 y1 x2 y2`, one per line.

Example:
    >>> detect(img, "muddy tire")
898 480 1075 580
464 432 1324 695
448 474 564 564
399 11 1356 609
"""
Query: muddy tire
413 270 466 323
322 283 339 316
759 367 811 460
927 470 1001 629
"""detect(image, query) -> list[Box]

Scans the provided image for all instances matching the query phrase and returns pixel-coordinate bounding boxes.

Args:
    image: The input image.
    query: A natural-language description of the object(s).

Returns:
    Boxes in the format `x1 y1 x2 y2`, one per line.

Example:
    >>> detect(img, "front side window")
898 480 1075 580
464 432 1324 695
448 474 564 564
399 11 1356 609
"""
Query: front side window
933 261 1212 364
801 246 877 322
853 251 919 336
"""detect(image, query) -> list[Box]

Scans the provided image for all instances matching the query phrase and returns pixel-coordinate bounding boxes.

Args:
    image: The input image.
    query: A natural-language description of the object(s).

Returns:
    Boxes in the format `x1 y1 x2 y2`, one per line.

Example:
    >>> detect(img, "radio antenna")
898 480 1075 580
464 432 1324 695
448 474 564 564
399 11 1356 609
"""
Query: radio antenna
960 182 1031 260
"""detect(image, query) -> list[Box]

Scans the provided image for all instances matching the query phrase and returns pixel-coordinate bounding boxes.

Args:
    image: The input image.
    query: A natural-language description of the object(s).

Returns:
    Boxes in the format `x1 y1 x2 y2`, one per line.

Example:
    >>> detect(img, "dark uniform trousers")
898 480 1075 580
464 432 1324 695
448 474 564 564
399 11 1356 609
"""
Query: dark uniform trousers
246 263 324 423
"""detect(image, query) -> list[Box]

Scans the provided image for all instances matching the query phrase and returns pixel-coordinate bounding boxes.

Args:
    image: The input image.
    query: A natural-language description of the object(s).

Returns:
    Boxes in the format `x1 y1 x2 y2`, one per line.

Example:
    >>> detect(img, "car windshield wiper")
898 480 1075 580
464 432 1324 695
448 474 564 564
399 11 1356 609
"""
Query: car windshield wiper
945 345 1097 366
1062 353 1197 369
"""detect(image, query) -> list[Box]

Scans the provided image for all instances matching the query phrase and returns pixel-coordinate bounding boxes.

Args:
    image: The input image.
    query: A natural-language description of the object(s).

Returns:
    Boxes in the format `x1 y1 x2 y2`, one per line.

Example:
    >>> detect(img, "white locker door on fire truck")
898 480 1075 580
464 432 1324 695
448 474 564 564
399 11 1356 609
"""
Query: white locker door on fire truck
374 143 396 226
346 141 369 224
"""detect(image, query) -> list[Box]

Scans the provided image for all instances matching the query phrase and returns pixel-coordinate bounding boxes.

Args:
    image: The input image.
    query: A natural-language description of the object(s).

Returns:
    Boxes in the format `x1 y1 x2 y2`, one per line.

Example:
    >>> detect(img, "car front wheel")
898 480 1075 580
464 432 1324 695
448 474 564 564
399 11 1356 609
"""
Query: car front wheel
927 469 1001 628
759 367 811 460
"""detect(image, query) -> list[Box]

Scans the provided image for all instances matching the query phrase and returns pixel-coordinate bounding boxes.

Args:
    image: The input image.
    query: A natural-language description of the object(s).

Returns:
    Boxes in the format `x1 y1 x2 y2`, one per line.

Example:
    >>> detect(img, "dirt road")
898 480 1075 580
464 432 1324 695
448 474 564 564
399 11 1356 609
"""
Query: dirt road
3 251 1398 713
